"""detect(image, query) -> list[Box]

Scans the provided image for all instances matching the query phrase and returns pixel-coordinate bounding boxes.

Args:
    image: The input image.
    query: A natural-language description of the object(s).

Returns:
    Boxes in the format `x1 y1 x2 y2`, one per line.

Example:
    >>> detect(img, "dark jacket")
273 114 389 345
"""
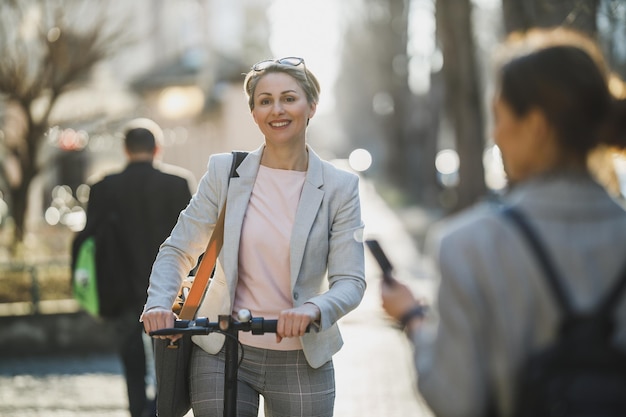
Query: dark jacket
73 161 192 317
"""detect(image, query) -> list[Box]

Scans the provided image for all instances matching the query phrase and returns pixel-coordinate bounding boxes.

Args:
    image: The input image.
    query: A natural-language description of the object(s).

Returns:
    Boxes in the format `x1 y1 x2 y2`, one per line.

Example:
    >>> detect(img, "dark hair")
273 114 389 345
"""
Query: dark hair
497 29 626 158
124 127 156 153
243 62 320 111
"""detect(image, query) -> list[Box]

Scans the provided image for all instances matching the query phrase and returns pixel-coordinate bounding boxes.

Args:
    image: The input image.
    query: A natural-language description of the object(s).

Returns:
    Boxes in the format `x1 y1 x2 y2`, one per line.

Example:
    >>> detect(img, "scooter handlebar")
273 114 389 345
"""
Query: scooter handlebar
148 316 283 336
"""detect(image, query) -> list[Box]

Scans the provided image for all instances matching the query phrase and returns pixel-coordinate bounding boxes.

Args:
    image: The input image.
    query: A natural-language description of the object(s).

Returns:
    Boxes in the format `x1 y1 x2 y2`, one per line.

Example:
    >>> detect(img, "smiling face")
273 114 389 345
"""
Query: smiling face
251 72 317 148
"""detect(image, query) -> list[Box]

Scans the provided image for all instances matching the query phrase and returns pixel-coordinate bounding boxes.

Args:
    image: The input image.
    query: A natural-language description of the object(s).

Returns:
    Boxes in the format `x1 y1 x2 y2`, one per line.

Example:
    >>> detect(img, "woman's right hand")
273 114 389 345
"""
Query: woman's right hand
141 308 181 342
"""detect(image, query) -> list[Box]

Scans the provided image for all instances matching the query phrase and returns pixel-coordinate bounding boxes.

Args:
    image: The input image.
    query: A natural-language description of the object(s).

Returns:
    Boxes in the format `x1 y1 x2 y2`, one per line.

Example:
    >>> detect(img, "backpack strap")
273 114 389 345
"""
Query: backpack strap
501 206 574 315
598 256 626 317
501 206 626 317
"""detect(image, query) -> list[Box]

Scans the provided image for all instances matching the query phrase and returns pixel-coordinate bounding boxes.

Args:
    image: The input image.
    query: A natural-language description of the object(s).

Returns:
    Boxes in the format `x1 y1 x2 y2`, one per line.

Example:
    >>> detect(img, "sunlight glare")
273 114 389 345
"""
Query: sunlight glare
267 0 340 114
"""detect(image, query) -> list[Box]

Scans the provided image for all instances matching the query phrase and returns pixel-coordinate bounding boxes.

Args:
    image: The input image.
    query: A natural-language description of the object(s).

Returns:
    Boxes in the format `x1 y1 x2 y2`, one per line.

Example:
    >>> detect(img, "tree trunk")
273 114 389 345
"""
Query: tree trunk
9 182 28 245
385 0 425 200
336 0 439 206
436 0 486 211
6 99 46 249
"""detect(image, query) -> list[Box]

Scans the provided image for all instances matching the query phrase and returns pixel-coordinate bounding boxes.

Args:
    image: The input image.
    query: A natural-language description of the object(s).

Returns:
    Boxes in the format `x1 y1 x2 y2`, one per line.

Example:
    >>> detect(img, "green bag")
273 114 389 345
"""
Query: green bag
72 236 100 316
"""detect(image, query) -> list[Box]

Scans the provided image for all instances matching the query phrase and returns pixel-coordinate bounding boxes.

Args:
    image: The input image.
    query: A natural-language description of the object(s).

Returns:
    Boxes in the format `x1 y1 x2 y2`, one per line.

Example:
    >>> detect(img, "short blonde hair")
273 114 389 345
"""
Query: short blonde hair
243 61 320 111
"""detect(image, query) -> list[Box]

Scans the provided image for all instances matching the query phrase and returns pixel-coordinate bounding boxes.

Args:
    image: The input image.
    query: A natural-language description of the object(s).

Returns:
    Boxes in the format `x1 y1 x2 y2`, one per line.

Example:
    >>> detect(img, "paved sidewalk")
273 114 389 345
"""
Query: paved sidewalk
331 179 435 417
0 178 436 417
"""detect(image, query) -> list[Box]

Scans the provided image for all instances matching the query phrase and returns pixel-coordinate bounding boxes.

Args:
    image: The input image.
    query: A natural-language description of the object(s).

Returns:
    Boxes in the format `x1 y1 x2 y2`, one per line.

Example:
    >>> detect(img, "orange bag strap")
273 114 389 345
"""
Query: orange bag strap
178 202 226 320
178 151 247 321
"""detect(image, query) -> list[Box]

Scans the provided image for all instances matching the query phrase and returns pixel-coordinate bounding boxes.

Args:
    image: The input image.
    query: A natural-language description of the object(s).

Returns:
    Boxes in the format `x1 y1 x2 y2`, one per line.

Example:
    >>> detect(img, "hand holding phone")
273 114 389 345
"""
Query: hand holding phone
365 239 394 284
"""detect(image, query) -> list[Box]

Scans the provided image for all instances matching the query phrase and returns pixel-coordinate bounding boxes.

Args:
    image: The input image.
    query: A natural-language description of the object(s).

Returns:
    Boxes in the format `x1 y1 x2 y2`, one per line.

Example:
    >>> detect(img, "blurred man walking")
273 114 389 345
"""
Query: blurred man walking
73 118 193 417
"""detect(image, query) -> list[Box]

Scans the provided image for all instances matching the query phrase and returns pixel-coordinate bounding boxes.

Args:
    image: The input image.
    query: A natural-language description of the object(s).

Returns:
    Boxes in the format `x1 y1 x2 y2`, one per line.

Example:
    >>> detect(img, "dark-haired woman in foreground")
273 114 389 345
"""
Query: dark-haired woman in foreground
381 27 626 417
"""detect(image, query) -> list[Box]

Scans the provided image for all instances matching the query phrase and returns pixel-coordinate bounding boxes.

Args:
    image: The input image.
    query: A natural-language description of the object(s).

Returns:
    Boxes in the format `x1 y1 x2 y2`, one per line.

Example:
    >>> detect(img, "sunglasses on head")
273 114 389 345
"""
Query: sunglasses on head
252 57 305 72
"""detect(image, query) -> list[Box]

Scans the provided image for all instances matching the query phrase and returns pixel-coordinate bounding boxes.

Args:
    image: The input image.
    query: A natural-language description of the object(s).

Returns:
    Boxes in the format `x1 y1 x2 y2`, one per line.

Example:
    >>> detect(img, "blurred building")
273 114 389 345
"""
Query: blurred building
40 0 274 232
90 0 273 182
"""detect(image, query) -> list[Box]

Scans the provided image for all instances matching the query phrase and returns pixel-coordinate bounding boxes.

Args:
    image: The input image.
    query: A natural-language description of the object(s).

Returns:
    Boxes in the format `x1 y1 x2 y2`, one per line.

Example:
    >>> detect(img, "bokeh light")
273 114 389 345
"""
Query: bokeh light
45 207 61 226
483 145 507 191
435 149 459 175
435 149 460 188
158 86 205 119
349 148 373 172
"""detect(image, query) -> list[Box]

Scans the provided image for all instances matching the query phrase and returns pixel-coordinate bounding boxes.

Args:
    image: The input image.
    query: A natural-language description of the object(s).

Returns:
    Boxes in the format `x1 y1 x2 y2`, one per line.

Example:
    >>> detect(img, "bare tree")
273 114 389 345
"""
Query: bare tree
0 1 127 251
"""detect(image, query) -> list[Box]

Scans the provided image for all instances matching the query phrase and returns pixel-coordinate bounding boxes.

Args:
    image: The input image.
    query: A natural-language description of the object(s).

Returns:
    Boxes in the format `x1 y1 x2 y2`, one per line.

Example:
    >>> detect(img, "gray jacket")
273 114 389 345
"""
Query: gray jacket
414 172 626 417
144 145 366 368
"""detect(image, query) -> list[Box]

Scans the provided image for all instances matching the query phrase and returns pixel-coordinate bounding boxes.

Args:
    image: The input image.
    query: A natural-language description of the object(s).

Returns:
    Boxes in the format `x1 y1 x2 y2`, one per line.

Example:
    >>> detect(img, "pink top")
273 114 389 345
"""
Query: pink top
234 165 306 350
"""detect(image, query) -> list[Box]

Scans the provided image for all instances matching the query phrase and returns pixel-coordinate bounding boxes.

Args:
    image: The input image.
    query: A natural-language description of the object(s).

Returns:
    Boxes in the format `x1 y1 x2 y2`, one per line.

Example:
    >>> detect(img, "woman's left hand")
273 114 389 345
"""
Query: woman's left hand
381 279 428 332
276 303 320 343
381 278 418 320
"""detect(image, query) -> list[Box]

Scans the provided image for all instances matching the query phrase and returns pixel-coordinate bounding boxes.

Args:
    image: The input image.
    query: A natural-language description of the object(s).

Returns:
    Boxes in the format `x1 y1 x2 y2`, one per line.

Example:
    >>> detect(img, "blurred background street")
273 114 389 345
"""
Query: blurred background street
1 1 626 416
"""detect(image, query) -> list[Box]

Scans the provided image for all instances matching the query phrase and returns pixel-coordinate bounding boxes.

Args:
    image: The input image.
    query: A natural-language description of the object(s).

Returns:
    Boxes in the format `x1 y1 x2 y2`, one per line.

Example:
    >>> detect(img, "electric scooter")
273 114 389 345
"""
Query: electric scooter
150 309 301 417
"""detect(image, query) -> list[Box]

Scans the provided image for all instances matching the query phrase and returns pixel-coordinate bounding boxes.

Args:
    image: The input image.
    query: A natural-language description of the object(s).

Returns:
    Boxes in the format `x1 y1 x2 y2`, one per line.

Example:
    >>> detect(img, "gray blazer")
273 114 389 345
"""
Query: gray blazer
145 145 366 368
413 172 626 417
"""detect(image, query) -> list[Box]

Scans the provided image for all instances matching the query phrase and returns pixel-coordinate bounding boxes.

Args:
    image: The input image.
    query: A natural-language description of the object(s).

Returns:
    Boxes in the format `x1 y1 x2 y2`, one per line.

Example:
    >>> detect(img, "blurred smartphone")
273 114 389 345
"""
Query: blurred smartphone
365 239 394 283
